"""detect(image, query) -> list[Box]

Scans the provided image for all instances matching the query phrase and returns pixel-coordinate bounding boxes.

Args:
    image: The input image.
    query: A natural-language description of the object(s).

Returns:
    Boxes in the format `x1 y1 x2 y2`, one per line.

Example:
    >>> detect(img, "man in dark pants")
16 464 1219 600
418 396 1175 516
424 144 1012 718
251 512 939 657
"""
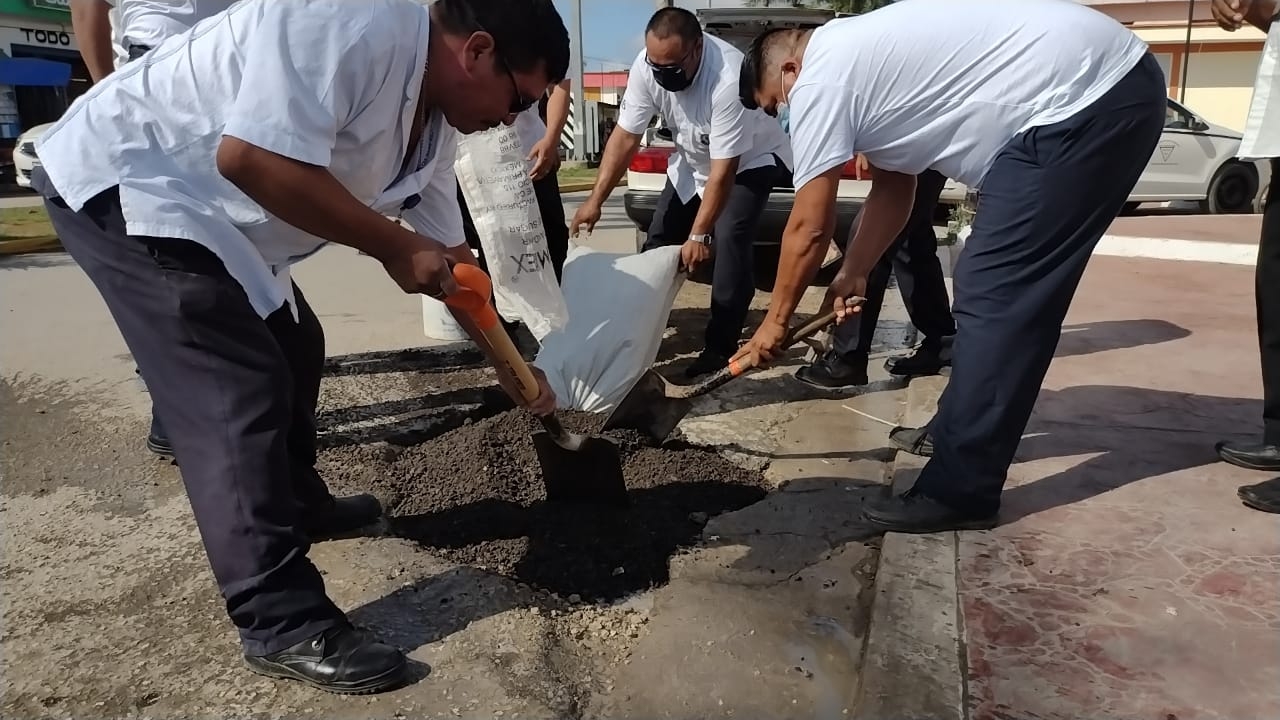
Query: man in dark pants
568 7 792 378
1210 0 1280 513
35 0 565 693
796 168 955 389
736 0 1165 533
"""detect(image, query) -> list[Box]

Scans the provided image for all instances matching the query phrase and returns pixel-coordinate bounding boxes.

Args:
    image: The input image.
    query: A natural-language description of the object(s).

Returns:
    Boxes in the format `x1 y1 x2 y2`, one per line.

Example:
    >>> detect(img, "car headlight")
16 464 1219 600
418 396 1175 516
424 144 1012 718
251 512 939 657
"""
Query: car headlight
18 141 35 157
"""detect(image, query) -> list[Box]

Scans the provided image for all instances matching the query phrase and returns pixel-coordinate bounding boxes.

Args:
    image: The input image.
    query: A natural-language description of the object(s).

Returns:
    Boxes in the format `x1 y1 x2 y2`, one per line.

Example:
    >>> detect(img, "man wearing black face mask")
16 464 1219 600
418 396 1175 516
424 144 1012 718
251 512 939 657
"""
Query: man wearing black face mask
569 6 792 378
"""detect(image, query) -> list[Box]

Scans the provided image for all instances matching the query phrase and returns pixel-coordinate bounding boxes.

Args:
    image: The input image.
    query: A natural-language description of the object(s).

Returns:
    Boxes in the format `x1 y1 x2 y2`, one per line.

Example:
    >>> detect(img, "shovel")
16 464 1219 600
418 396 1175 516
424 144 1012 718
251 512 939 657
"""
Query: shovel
604 298 866 442
444 264 629 508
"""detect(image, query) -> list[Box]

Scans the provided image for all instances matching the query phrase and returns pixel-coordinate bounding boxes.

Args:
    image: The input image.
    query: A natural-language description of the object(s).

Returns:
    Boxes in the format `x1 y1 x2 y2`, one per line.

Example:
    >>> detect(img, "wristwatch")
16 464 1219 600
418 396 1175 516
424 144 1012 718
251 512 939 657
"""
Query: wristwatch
689 233 713 246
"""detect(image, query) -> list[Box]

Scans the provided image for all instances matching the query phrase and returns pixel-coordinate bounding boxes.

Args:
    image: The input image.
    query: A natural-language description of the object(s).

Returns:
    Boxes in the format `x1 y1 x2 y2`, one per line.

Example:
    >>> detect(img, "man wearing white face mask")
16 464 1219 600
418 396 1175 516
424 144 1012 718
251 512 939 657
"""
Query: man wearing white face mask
569 6 792 378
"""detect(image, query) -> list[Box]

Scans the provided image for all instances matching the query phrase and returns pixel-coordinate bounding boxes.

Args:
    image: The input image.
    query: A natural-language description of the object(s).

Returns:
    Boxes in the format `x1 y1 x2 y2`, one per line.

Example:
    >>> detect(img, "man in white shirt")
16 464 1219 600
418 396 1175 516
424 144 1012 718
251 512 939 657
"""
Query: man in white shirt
569 7 792 378
70 0 238 460
736 0 1165 533
33 0 565 694
1210 0 1280 514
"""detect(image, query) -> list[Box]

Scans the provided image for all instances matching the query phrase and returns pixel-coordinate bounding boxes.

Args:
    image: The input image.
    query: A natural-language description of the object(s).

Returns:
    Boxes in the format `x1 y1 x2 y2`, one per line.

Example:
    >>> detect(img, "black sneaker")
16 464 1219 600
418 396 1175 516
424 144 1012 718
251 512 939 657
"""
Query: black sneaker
885 336 953 377
305 494 385 542
1238 477 1280 514
1215 440 1280 472
862 488 997 534
889 426 933 457
794 350 869 390
684 351 730 380
244 625 407 695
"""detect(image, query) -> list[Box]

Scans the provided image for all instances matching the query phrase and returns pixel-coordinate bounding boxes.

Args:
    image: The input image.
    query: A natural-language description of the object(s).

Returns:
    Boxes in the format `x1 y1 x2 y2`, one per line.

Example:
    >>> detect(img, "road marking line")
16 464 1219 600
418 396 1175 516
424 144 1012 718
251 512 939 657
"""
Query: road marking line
1095 235 1257 266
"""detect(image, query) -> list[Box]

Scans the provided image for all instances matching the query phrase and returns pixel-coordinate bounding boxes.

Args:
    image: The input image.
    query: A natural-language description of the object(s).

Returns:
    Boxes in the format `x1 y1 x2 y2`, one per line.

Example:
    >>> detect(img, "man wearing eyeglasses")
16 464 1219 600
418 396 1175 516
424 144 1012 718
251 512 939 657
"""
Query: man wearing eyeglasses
32 0 565 694
569 6 792 378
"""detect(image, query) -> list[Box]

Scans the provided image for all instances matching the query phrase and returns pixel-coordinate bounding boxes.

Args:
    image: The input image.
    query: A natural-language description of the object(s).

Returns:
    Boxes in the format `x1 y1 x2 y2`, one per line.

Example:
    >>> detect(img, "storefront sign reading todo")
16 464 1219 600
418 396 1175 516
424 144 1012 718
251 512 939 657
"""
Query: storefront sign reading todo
17 27 71 46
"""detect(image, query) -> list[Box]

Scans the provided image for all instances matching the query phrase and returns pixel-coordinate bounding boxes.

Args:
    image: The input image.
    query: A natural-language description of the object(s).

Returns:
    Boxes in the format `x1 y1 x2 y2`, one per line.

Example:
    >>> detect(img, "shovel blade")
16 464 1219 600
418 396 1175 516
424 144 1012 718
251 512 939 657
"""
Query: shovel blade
534 432 629 508
603 370 693 442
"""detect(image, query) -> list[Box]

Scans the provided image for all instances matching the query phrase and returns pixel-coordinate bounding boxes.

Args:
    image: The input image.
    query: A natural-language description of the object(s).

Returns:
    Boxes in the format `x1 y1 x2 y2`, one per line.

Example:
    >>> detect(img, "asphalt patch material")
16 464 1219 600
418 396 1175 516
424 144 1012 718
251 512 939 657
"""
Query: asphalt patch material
324 406 768 601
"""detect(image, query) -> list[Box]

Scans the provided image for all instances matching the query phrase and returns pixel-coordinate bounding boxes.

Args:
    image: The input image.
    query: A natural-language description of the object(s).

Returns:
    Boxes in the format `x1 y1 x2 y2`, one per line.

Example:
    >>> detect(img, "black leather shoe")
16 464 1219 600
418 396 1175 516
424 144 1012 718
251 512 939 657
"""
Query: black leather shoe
1238 477 1280 513
146 412 174 460
885 336 953 377
889 426 933 457
794 350 869 390
1215 440 1280 471
306 494 385 542
244 625 407 695
684 351 730 379
863 488 998 534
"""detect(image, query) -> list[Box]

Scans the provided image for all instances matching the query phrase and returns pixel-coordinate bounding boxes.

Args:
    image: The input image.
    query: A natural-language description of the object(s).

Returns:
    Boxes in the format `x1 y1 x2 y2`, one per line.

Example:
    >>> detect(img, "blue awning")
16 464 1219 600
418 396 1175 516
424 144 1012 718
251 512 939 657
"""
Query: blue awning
0 58 72 88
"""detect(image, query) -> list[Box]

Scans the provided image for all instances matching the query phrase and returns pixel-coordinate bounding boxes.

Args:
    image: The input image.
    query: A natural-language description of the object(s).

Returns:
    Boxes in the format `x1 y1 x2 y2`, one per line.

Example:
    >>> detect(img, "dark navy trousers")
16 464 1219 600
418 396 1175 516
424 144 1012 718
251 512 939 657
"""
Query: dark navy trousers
832 169 955 357
37 177 344 656
913 54 1167 515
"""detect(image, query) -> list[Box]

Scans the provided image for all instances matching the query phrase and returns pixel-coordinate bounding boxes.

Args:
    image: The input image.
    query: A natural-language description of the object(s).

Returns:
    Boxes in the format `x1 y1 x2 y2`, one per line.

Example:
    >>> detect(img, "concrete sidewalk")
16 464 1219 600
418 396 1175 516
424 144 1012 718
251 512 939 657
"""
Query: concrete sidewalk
863 254 1280 719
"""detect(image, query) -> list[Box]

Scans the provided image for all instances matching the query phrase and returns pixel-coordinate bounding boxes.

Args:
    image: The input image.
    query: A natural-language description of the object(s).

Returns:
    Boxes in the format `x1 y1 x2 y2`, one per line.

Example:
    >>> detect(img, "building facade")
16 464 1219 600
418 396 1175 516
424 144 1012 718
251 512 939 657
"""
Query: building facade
1085 0 1264 131
0 0 88 140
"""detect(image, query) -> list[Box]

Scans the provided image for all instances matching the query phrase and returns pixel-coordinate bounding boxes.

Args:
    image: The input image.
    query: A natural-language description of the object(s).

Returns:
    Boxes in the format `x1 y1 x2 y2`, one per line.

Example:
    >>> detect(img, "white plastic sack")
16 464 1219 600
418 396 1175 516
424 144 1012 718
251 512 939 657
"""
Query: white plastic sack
455 124 568 341
535 244 685 413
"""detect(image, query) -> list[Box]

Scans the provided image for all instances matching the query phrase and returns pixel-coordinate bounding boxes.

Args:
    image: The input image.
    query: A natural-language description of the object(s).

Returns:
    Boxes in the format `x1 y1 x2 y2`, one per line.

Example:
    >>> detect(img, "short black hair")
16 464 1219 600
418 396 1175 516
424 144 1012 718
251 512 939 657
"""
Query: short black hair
433 0 570 84
645 6 702 44
739 27 795 110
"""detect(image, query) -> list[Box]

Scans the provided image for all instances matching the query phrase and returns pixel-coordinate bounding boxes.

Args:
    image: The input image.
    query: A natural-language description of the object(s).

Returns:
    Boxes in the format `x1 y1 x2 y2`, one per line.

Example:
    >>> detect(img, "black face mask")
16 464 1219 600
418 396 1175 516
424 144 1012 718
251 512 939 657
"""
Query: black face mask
652 65 694 92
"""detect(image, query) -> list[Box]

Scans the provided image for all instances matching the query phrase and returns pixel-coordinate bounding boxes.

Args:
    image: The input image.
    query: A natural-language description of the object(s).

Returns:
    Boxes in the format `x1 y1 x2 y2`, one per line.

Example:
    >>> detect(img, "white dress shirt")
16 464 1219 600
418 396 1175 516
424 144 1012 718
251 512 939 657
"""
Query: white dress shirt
37 0 464 320
787 0 1149 191
1240 22 1280 160
617 34 792 204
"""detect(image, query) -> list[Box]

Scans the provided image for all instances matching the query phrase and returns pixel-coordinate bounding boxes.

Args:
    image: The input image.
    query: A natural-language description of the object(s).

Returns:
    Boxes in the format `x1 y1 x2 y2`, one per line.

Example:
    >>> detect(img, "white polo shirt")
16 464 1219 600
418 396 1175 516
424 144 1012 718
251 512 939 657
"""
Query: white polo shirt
119 0 238 51
787 0 1149 191
618 34 792 203
36 0 464 320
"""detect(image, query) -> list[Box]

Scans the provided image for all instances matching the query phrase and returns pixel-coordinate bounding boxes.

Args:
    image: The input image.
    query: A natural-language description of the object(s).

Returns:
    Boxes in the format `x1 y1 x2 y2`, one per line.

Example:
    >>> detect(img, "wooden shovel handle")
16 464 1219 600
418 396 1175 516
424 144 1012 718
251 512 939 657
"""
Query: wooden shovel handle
673 298 866 400
444 264 542 406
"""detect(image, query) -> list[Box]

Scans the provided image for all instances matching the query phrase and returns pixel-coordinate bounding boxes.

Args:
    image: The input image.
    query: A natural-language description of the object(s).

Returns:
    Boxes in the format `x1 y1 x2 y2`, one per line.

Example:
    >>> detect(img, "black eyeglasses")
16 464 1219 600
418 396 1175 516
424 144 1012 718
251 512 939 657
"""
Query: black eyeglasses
496 54 537 115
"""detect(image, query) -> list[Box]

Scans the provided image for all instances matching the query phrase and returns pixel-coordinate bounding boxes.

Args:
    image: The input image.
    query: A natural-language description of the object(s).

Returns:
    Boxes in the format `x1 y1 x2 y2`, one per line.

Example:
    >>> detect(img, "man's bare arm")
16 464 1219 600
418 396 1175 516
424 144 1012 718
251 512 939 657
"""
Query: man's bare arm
840 170 917 279
764 168 844 329
70 0 115 83
585 128 642 208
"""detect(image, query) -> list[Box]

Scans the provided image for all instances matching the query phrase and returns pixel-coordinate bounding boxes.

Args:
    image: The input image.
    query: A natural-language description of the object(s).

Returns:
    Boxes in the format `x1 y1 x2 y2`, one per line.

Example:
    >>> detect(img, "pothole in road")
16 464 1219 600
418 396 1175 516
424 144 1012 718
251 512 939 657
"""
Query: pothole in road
319 352 769 602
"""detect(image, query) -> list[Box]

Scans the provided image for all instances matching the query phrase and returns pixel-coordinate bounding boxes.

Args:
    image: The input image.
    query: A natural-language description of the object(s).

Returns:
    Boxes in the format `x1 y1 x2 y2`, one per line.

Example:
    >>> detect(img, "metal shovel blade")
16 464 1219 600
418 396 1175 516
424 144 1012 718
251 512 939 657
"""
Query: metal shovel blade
534 431 630 508
602 369 693 442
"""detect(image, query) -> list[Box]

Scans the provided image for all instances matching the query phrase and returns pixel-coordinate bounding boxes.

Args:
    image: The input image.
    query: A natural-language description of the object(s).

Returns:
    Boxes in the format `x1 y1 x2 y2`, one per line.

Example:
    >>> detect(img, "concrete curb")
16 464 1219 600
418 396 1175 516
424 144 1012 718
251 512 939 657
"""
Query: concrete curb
557 178 625 193
855 375 966 720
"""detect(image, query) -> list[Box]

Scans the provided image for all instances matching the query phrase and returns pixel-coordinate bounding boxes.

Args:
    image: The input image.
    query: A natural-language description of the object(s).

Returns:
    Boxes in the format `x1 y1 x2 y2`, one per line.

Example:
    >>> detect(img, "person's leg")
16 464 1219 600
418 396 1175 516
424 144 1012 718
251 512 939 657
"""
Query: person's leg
643 179 697 252
687 165 776 377
43 185 405 691
885 169 958 377
865 54 1166 533
1217 156 1280 473
278 285 384 540
533 171 570 282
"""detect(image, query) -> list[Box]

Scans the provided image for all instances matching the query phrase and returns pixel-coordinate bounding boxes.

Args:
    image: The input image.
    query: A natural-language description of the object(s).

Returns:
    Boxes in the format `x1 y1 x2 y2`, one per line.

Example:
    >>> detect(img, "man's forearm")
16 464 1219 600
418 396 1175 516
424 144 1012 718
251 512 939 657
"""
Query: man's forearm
690 163 738 236
766 209 835 327
217 138 424 260
587 131 641 207
544 81 571 143
70 0 115 83
841 173 917 279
